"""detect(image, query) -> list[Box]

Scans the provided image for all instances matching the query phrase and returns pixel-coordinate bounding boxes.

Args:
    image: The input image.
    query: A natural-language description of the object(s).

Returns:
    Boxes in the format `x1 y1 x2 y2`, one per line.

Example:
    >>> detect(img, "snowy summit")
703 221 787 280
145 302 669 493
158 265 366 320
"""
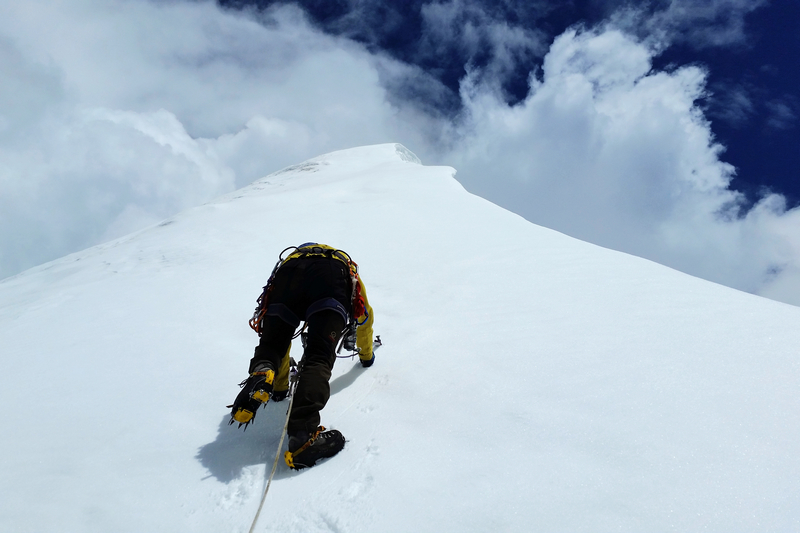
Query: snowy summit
1 144 799 531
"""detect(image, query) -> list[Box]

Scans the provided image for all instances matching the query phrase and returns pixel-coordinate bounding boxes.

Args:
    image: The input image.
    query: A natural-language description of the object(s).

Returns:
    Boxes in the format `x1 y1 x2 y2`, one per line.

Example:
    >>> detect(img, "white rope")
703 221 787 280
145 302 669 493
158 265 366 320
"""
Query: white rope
246 336 381 532
248 377 298 533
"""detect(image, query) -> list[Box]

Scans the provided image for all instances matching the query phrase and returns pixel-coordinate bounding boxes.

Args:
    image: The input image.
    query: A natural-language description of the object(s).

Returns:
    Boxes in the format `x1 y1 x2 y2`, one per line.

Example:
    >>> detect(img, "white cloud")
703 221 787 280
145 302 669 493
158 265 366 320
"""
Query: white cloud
445 28 800 304
0 0 427 278
2 0 800 307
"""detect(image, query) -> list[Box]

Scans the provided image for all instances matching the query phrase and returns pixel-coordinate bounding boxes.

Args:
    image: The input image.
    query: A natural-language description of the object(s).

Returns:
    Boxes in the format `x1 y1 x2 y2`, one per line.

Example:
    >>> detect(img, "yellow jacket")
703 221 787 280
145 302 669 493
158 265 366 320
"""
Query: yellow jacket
272 243 374 394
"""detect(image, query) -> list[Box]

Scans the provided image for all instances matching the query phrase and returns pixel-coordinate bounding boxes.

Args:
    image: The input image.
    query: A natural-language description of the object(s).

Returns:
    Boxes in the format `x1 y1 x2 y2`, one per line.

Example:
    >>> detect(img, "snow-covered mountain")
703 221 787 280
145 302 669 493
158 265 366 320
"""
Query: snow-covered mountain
1 144 799 532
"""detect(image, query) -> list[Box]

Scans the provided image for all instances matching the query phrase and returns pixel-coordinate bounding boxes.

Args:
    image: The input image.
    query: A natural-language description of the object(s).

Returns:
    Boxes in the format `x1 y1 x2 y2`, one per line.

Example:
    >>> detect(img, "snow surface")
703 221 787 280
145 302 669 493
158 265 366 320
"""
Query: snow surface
1 143 799 532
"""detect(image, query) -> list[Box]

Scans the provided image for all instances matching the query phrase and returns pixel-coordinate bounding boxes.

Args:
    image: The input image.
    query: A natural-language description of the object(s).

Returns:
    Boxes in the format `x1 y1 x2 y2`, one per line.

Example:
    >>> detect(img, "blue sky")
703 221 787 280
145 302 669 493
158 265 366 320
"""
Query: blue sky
654 1 799 205
219 0 798 205
1 0 799 305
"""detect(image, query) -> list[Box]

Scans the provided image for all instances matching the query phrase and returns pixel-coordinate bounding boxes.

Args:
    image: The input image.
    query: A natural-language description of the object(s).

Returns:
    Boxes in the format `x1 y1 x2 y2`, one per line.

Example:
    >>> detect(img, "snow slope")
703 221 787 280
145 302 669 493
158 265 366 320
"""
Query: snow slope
1 144 799 532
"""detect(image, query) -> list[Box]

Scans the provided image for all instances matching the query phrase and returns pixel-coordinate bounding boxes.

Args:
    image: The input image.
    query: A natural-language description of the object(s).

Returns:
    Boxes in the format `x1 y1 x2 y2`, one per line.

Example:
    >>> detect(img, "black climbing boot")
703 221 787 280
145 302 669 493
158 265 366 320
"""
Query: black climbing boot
229 363 275 428
284 426 345 470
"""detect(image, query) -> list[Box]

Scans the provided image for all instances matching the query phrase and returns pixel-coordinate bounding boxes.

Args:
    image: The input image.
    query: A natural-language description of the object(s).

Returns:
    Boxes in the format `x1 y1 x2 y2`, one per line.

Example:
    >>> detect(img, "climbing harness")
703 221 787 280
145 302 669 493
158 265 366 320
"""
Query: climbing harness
248 244 369 338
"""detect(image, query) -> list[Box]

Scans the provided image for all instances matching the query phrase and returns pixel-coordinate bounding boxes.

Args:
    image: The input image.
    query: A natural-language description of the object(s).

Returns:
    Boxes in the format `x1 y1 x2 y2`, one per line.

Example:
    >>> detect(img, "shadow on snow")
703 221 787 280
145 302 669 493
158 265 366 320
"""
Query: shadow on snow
196 360 368 483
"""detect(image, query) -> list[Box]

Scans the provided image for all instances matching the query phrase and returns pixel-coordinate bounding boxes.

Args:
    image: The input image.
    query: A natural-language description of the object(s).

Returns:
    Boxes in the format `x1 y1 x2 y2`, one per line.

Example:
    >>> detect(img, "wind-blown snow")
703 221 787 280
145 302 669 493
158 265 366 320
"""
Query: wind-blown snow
1 144 798 531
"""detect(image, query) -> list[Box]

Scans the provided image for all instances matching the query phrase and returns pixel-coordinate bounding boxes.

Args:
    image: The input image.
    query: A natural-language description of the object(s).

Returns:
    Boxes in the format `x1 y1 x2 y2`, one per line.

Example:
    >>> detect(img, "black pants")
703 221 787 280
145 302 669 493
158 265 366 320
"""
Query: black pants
249 257 350 435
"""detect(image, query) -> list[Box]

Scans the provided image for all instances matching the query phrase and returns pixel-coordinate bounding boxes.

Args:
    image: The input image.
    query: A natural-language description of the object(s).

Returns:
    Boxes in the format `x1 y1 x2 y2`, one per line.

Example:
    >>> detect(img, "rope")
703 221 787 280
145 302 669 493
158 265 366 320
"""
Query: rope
248 371 299 533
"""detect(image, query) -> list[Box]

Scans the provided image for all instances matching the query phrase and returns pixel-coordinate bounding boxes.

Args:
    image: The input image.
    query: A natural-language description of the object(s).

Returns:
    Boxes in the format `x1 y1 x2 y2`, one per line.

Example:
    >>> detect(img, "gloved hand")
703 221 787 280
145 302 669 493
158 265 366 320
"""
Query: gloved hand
270 389 289 402
342 325 357 352
360 354 375 368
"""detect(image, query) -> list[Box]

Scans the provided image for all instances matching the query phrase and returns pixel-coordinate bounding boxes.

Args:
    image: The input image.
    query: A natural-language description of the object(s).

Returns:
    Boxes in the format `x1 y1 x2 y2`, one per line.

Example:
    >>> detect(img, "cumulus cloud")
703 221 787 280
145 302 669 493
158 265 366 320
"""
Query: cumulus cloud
445 27 800 304
0 0 428 277
2 0 800 306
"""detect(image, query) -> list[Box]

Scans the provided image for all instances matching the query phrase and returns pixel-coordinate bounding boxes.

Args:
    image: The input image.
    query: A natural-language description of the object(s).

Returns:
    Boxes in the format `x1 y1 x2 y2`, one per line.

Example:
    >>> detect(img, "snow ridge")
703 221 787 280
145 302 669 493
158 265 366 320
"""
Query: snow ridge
1 144 799 532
